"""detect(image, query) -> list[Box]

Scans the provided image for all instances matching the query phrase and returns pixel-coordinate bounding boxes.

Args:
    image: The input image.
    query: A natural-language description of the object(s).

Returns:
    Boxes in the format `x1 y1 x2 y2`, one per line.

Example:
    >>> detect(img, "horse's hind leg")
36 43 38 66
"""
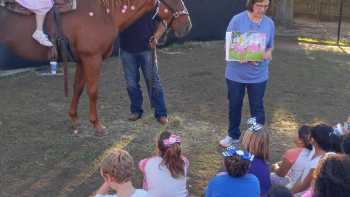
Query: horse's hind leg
69 63 85 132
81 55 105 136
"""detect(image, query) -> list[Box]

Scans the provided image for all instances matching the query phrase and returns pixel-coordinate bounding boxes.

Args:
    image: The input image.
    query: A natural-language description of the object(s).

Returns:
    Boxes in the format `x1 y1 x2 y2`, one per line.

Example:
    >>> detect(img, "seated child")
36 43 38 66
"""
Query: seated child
291 124 334 196
312 153 350 197
205 146 259 197
302 153 350 197
95 149 147 197
139 131 189 197
270 125 312 187
241 117 271 197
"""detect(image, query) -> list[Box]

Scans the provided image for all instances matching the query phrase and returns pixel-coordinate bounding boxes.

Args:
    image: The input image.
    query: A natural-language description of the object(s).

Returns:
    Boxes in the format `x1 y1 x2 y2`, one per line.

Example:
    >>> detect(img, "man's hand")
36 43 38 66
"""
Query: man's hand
149 36 158 49
149 21 167 49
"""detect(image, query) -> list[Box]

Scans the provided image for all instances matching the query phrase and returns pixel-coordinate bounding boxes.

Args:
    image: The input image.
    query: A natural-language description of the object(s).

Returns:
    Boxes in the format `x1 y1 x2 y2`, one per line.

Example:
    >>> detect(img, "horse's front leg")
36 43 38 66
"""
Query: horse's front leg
69 63 85 133
81 55 105 136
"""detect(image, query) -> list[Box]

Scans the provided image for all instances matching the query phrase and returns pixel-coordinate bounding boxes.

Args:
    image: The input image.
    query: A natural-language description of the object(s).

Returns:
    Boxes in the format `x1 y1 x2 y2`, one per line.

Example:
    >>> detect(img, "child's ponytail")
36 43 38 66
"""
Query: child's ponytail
158 131 185 178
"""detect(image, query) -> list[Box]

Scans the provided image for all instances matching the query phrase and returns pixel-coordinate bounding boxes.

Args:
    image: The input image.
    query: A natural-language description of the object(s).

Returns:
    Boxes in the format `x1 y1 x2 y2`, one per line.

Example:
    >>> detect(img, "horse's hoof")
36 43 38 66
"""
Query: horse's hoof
95 129 105 137
70 119 81 128
94 124 106 137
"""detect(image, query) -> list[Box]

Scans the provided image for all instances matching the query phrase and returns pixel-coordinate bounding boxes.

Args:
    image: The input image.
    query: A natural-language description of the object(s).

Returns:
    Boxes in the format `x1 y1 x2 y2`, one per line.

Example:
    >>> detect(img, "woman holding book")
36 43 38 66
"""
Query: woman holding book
220 0 275 147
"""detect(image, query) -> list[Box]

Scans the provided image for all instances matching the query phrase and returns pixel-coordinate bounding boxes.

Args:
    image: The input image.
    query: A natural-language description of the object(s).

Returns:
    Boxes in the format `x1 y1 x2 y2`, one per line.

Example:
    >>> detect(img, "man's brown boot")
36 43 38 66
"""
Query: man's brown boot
128 113 141 121
158 116 168 125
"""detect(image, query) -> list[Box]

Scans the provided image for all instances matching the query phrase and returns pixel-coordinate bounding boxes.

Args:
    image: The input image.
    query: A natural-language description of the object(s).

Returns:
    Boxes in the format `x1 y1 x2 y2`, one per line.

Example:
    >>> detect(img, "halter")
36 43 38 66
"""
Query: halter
157 0 189 30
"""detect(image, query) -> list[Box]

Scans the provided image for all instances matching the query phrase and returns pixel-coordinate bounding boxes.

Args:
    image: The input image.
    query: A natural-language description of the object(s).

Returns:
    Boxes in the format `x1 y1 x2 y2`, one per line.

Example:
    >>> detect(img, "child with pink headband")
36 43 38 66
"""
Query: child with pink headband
139 131 189 197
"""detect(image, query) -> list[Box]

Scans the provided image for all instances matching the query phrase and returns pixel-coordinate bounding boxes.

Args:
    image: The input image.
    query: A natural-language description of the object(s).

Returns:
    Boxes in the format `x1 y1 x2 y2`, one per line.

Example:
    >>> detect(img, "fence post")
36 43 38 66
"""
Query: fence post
337 0 344 45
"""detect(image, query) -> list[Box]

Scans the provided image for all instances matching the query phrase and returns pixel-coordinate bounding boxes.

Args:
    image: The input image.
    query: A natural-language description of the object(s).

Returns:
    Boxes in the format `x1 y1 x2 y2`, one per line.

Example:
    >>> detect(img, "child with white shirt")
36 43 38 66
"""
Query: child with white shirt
139 131 189 197
95 149 148 197
290 124 334 196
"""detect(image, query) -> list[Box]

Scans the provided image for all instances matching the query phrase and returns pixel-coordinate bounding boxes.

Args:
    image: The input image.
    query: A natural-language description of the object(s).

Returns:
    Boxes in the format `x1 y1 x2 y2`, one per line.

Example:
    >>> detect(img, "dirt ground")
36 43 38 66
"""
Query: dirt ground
1 36 350 197
277 16 350 43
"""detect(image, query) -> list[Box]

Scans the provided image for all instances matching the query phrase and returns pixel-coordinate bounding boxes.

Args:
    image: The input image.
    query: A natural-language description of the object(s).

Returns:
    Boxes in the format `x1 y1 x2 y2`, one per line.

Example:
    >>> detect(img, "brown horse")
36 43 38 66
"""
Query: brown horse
0 0 191 135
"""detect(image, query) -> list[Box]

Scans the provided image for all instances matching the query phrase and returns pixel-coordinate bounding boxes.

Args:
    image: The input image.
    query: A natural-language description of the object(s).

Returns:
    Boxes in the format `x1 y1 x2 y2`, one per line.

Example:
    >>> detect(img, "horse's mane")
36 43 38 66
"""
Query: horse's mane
100 0 131 9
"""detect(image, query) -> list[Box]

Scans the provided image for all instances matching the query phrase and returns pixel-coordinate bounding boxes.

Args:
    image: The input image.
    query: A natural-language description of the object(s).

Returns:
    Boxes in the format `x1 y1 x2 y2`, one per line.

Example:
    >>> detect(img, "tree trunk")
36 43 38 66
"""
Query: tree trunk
275 0 294 26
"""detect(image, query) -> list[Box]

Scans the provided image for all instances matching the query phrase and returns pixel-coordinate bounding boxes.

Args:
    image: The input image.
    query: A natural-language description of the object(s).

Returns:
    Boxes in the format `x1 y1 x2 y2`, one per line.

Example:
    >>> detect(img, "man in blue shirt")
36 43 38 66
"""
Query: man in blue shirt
119 10 168 124
220 0 275 147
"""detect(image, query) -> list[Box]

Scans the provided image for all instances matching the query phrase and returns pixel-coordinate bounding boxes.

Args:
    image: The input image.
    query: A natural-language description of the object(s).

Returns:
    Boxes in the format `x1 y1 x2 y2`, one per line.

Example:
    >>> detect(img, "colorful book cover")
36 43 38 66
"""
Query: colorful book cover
225 31 267 62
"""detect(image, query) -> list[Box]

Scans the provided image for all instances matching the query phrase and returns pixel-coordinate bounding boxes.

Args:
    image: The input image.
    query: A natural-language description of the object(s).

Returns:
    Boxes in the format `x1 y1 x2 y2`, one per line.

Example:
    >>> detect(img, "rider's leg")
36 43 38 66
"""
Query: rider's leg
32 12 53 47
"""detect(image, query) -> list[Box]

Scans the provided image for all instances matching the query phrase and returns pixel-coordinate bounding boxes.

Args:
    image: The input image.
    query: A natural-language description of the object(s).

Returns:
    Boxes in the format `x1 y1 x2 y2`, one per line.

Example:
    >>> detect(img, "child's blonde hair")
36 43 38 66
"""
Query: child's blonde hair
240 127 270 161
100 149 134 183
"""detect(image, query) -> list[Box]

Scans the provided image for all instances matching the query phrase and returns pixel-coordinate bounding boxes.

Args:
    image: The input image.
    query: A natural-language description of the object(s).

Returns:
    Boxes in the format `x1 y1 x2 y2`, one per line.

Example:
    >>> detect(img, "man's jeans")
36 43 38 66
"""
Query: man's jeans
120 49 167 119
226 79 267 139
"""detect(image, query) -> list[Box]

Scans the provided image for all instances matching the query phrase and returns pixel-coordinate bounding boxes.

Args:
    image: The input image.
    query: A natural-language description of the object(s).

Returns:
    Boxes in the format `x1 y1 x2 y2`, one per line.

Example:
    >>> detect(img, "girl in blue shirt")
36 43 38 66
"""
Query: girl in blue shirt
205 146 260 197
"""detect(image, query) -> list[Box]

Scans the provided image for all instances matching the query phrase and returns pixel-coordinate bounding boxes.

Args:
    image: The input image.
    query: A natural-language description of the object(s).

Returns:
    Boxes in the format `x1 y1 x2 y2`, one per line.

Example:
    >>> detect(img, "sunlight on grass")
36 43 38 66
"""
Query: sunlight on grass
297 37 350 54
298 37 348 46
269 107 299 161
270 107 298 136
309 116 330 125
57 132 140 197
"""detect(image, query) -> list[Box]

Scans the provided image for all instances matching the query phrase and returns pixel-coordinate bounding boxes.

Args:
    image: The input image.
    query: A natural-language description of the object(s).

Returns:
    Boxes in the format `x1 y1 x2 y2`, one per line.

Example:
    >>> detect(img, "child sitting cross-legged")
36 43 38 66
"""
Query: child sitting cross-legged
95 149 148 197
139 131 189 197
205 146 260 197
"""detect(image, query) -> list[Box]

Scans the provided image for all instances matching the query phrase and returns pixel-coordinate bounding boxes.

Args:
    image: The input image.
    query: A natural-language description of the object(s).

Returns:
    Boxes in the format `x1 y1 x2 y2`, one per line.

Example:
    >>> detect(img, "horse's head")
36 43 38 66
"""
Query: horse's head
157 0 192 37
101 0 157 31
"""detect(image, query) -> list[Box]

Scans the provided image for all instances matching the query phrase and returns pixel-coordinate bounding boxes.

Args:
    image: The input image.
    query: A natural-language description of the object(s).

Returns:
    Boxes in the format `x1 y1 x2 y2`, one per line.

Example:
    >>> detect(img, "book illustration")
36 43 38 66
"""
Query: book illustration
225 31 267 62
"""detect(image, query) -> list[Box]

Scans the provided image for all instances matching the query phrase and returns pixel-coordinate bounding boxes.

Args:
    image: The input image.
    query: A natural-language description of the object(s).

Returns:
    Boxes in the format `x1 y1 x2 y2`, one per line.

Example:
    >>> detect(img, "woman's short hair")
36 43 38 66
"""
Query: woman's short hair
100 149 134 183
246 0 270 12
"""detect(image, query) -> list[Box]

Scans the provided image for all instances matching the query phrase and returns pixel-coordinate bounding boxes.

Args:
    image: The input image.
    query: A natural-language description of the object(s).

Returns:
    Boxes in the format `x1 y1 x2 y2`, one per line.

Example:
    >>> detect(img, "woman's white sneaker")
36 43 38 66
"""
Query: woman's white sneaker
219 136 240 147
